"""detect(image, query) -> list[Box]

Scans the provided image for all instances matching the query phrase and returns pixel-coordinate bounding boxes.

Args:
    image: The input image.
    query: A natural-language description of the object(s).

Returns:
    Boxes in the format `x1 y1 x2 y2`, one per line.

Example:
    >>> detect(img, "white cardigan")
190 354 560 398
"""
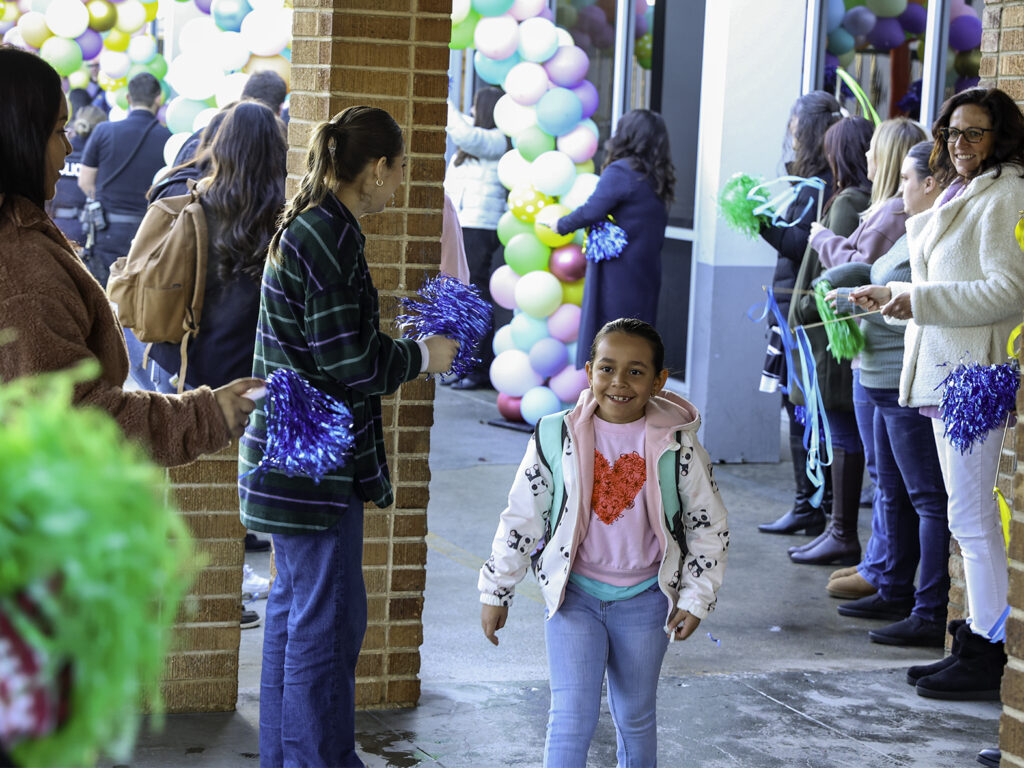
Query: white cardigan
443 105 508 230
892 164 1024 408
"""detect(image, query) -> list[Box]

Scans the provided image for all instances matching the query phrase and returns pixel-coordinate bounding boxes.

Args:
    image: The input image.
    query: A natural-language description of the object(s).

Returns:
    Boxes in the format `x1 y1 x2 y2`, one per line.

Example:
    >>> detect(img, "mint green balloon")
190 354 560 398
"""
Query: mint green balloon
472 0 513 16
146 52 168 80
516 125 556 162
505 232 551 276
497 210 535 246
40 36 83 77
865 0 907 18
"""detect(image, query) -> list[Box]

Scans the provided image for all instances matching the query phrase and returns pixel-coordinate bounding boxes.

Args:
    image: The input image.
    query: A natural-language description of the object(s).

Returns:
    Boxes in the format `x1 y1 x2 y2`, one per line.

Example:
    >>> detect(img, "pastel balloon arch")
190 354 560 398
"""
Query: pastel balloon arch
0 0 291 179
451 0 644 426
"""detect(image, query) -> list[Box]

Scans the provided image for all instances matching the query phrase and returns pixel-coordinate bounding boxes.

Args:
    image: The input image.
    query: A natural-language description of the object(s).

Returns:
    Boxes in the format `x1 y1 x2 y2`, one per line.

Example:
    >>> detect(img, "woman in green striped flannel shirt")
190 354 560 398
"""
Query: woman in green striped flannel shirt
238 106 458 768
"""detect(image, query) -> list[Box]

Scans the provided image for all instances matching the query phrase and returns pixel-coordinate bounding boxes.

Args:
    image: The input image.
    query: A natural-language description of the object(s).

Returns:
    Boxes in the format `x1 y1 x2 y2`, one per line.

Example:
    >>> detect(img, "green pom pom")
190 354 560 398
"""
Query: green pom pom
814 280 865 362
1 363 199 767
718 172 769 239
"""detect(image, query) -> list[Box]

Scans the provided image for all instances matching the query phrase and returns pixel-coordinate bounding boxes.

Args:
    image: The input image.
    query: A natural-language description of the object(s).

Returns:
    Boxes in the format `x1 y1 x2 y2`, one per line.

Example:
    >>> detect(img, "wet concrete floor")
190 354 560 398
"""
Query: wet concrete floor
102 383 999 768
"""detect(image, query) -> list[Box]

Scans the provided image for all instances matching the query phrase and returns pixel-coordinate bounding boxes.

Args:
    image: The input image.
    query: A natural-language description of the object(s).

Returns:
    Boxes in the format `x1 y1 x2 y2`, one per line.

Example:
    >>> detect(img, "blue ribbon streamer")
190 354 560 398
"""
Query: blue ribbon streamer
748 176 826 228
747 286 802 399
794 326 833 507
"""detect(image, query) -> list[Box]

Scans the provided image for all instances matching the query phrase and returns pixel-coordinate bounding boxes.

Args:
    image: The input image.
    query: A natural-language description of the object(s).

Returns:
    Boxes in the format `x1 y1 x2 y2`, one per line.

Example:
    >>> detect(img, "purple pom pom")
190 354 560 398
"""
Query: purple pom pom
397 273 493 379
938 360 1020 454
584 219 628 263
240 369 356 484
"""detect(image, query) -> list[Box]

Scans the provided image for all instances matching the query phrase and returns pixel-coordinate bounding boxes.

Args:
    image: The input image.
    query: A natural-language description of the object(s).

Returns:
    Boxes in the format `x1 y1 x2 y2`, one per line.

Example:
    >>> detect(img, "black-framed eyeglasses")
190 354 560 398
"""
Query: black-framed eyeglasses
939 126 994 144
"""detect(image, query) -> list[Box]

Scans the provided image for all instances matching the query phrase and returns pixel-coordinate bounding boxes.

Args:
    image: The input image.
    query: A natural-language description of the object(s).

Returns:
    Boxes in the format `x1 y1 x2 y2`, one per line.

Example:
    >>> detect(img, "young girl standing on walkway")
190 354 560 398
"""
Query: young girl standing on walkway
238 106 458 768
479 318 728 767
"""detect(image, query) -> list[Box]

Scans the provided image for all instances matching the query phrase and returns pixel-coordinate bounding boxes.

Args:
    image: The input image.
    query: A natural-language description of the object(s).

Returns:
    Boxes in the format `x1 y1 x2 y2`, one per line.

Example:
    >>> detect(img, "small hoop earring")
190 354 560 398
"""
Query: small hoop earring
375 178 383 187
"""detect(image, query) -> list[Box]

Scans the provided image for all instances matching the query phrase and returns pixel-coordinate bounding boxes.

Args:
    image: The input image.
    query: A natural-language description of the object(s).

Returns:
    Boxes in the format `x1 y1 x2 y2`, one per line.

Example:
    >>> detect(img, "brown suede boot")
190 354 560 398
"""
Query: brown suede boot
789 447 863 566
826 571 876 599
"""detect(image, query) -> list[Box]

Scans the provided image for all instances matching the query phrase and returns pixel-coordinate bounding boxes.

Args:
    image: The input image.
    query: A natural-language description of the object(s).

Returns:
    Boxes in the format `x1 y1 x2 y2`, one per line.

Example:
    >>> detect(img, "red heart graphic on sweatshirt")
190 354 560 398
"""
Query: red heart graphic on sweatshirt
592 450 646 525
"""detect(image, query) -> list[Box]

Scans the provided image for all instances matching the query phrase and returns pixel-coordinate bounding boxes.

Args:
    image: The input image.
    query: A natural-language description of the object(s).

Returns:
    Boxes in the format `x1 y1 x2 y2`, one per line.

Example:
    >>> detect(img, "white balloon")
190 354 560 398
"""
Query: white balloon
560 172 599 210
45 0 88 38
98 48 131 79
215 71 250 107
163 132 191 167
107 105 128 122
555 28 574 47
509 0 545 21
493 94 537 137
216 31 250 71
167 52 218 101
127 33 157 64
493 323 515 356
517 17 558 63
240 7 291 57
451 0 470 24
246 0 284 10
496 149 532 190
152 165 170 186
530 150 576 198
180 17 221 55
193 107 221 132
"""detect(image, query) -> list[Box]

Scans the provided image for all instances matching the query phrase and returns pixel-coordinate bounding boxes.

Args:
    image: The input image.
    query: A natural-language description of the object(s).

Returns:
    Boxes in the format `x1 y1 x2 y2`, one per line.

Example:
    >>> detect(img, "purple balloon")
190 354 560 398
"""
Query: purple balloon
195 0 214 13
538 5 553 22
949 14 982 51
76 28 103 61
543 45 589 88
529 337 569 379
955 75 981 92
898 3 927 35
571 79 599 120
867 17 905 51
842 6 876 37
634 13 648 38
576 5 605 34
825 52 839 68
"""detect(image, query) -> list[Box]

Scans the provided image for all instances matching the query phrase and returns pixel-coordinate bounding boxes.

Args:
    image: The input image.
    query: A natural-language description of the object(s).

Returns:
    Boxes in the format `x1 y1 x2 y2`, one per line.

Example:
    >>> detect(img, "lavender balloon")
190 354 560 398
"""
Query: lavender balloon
543 45 589 88
529 337 569 378
842 6 876 37
76 28 103 60
572 79 599 120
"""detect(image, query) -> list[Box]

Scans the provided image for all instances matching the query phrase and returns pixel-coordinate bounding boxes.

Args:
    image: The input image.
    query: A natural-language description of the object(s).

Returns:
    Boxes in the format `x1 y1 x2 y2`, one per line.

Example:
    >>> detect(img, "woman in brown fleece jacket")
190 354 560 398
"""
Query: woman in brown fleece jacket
0 46 260 468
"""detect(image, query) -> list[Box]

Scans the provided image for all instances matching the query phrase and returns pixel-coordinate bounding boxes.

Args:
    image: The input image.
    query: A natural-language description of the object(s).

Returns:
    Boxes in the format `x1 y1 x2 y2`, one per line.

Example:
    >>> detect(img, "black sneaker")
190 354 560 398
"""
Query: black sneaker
245 532 271 552
837 593 914 621
241 607 261 629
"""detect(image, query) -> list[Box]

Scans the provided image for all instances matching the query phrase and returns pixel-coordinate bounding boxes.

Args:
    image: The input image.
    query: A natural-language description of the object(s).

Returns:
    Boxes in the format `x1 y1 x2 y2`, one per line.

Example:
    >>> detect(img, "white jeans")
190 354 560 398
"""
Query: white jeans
932 420 1009 639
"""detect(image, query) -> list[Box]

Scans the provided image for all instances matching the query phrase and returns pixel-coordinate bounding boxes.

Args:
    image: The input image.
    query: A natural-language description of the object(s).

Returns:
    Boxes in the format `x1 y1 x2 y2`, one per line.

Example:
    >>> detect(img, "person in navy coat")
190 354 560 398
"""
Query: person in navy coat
553 110 675 369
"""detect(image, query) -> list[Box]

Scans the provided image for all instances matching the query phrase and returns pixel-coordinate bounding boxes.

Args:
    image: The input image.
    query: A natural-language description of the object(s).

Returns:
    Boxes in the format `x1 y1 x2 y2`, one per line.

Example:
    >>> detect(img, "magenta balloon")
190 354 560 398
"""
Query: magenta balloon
949 14 982 51
543 45 589 88
76 28 103 60
496 392 524 422
572 79 599 120
529 337 569 378
866 17 904 51
547 303 581 343
549 243 587 282
549 364 588 403
897 3 926 35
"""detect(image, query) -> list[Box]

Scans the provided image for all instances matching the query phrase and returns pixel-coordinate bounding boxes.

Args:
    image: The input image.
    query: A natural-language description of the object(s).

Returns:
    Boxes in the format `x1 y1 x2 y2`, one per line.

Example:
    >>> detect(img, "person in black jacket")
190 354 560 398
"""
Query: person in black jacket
757 91 840 537
48 105 105 248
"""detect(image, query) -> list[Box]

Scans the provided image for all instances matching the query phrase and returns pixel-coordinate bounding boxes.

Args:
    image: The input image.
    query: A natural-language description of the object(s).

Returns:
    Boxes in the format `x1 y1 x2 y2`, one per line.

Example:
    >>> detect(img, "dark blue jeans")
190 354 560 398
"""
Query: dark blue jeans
863 386 950 623
852 372 885 587
260 504 367 768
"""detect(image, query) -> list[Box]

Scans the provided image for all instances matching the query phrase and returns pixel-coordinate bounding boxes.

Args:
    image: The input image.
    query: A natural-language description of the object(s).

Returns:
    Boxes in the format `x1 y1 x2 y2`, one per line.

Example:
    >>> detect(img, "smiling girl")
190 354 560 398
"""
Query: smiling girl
479 318 728 767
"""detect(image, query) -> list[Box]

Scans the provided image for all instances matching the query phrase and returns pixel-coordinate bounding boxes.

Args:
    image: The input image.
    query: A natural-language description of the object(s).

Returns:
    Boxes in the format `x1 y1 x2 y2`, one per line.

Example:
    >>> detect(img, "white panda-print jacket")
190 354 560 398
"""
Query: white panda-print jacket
479 389 729 622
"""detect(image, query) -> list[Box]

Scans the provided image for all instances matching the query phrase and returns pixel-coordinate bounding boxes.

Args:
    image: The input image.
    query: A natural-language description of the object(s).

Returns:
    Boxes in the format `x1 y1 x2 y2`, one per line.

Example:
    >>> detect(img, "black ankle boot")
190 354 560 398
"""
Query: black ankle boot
906 619 967 685
916 623 1006 700
760 430 828 535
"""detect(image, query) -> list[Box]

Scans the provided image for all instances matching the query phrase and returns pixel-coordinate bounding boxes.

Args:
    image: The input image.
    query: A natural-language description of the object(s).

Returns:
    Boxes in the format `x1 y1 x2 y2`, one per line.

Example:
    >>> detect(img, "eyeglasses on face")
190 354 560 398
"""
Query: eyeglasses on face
939 126 994 144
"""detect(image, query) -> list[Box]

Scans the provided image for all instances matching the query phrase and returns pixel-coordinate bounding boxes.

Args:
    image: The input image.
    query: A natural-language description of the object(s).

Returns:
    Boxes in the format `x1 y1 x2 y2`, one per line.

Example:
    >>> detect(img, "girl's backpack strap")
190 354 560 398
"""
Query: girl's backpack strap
535 409 570 530
660 429 686 552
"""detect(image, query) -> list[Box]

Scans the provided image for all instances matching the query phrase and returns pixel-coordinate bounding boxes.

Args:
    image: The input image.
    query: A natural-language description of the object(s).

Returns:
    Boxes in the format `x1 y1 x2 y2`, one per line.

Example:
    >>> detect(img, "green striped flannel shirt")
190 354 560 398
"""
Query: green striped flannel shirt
238 194 421 534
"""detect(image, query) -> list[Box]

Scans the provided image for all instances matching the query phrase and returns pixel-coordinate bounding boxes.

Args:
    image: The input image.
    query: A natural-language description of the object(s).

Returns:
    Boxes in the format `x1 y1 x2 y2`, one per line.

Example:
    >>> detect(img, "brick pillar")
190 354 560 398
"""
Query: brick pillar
162 442 246 713
980 3 1024 762
288 0 451 709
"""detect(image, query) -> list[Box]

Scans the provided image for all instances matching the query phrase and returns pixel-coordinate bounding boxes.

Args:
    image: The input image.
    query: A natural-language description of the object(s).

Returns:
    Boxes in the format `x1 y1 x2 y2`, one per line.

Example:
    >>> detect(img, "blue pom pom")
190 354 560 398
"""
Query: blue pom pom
241 369 356 484
584 219 628 263
938 360 1020 454
396 274 493 379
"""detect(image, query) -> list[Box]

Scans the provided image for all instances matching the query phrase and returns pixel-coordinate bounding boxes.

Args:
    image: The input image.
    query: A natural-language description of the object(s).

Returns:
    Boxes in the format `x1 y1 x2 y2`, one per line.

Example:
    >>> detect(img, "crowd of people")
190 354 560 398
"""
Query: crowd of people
1 33 1024 768
758 87 1024 742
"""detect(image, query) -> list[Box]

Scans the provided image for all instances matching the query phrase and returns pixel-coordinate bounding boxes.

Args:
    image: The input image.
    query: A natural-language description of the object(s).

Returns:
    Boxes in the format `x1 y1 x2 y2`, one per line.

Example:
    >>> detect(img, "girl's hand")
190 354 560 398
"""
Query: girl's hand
809 222 830 241
882 292 913 320
423 335 460 374
665 608 700 642
849 284 891 311
481 604 509 646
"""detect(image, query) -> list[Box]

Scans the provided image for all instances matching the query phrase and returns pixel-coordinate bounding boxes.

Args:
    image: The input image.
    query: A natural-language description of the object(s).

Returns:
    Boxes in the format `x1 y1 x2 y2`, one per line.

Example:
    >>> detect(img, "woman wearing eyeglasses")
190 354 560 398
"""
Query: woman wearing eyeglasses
852 87 1024 702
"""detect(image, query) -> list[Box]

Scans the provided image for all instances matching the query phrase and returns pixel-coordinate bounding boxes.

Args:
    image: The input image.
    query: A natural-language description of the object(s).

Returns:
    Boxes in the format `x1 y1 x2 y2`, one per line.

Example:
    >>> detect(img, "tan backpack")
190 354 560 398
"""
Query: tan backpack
106 183 208 394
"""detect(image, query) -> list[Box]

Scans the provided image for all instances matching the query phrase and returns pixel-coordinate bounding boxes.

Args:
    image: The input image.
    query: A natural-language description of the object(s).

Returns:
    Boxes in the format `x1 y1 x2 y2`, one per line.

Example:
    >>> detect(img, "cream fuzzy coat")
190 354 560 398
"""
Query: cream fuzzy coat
891 165 1024 408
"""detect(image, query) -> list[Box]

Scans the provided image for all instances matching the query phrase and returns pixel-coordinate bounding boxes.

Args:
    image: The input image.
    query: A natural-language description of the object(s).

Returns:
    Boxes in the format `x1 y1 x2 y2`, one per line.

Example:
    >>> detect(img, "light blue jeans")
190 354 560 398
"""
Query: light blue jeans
544 581 669 768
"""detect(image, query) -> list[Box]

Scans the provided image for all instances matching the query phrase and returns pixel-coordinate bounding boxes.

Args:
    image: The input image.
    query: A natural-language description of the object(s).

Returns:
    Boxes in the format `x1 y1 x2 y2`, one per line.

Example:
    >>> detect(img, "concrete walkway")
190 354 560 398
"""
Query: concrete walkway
103 383 999 768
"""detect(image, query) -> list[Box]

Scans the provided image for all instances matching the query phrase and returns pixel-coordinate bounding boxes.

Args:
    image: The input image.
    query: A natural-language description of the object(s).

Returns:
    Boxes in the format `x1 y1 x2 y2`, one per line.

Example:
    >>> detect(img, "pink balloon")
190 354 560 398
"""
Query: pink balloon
504 61 550 106
549 244 587 283
543 45 589 88
509 0 545 21
496 392 524 422
547 303 581 343
489 265 521 310
474 14 520 60
572 80 599 120
549 363 589 403
557 124 598 163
